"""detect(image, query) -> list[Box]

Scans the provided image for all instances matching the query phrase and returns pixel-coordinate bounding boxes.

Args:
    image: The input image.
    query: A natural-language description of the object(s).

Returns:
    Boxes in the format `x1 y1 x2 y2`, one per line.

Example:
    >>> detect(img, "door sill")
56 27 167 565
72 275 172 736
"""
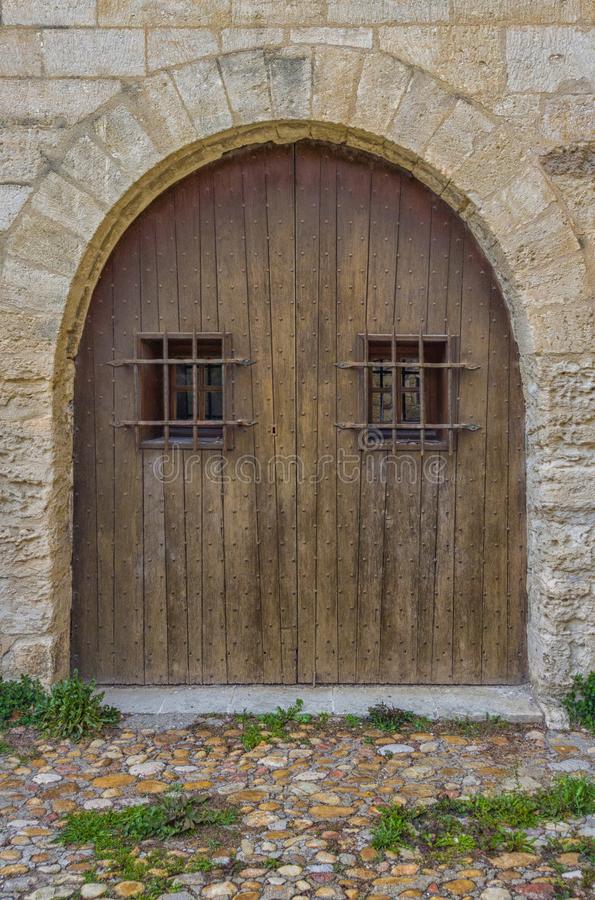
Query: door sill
100 683 542 723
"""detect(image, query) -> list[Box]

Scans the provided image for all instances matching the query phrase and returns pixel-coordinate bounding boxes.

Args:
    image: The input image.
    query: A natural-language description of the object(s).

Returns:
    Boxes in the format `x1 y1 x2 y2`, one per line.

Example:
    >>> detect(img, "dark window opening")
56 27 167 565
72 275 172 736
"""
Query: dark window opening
139 335 225 448
366 337 448 447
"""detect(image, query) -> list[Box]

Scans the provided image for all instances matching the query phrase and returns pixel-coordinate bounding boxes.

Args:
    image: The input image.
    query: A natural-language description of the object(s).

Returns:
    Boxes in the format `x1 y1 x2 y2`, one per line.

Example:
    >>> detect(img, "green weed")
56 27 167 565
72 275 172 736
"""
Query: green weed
372 776 594 860
57 794 237 898
35 671 120 742
58 791 237 851
537 774 595 819
371 805 416 850
562 672 595 733
492 829 536 853
187 856 215 873
236 698 312 749
433 832 477 854
93 847 217 900
260 698 312 732
442 714 506 738
0 675 46 729
240 723 266 751
447 775 594 828
545 836 595 866
367 703 431 733
0 672 119 742
343 714 362 728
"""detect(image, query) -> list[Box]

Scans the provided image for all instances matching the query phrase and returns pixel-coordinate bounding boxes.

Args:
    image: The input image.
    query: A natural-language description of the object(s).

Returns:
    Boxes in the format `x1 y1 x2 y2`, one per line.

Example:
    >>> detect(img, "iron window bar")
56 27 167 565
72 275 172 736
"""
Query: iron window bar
336 421 481 431
107 357 254 366
114 419 257 427
336 360 478 369
336 329 481 454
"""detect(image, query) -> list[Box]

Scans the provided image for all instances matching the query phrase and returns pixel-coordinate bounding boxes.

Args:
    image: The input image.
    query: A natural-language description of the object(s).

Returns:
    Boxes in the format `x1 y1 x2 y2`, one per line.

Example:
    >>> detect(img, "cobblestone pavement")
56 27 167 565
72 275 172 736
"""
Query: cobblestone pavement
1 718 593 899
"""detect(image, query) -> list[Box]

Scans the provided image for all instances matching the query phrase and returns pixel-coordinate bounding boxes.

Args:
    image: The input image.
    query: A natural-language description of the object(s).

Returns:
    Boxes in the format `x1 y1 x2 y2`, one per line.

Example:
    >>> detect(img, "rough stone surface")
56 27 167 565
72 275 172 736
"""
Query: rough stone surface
0 2 593 709
379 25 506 96
0 31 43 77
0 185 33 230
42 29 146 77
146 28 219 70
2 0 96 26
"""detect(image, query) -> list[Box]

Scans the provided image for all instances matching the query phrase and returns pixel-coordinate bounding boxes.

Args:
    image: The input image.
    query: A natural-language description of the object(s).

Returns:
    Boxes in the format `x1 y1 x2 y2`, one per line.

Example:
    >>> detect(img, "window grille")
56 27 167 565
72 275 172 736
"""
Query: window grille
109 331 255 450
336 330 480 453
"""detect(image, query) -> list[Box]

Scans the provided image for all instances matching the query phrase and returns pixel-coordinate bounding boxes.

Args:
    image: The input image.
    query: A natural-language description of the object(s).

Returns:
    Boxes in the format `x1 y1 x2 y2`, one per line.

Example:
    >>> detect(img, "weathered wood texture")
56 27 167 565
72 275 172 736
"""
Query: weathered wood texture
71 141 527 684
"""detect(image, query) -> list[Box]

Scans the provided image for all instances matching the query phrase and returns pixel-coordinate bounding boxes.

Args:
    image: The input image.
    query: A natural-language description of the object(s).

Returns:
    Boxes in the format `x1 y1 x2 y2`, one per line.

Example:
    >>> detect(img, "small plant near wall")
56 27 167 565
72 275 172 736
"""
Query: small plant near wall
0 670 119 743
235 698 314 750
35 671 120 741
0 674 46 729
367 703 432 732
562 671 595 733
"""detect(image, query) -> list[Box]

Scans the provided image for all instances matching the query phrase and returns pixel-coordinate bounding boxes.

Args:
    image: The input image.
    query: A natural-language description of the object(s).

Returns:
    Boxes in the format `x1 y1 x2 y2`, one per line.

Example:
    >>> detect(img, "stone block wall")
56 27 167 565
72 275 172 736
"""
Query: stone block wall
0 1 593 707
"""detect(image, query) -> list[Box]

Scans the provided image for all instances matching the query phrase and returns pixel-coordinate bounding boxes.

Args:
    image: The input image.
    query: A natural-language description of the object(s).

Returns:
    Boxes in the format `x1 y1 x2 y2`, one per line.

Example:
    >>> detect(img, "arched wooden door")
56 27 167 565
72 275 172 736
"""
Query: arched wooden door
72 141 527 685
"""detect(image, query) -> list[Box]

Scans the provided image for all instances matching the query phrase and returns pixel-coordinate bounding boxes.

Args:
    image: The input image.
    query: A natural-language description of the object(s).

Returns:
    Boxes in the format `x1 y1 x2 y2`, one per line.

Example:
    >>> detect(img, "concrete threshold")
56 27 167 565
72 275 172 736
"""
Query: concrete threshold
102 683 543 723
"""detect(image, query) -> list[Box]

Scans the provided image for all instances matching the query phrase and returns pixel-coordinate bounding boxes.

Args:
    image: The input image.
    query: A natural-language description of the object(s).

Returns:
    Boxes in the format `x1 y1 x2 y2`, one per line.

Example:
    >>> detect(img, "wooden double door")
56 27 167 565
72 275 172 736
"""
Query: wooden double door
72 141 527 685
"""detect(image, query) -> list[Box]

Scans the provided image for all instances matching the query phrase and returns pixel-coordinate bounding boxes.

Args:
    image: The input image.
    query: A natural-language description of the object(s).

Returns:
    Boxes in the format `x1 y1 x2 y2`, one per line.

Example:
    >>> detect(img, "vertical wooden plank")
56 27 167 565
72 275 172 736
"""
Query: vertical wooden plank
266 145 298 684
199 172 220 331
112 228 144 683
71 305 98 678
452 232 490 683
143 450 168 683
156 191 190 683
357 164 399 683
173 176 203 682
175 175 201 331
93 261 115 682
481 283 510 682
295 143 321 683
139 206 168 684
214 156 263 683
507 328 528 682
199 168 227 684
314 148 339 683
416 199 451 682
201 460 227 683
336 153 370 682
155 190 180 333
431 216 464 683
242 148 283 683
381 176 430 683
164 460 189 683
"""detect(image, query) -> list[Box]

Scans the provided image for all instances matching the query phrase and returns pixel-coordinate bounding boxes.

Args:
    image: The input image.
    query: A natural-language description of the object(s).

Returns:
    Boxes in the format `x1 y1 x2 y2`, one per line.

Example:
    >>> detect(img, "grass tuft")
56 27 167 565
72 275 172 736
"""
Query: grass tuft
236 698 313 749
367 703 432 733
372 775 595 859
0 675 46 729
562 672 595 734
58 790 237 851
57 790 238 899
35 671 120 742
0 671 119 742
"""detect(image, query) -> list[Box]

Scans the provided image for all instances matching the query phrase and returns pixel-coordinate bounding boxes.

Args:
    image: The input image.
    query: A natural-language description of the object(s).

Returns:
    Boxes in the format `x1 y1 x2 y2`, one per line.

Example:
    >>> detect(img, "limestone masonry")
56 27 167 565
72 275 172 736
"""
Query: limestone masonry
0 2 593 713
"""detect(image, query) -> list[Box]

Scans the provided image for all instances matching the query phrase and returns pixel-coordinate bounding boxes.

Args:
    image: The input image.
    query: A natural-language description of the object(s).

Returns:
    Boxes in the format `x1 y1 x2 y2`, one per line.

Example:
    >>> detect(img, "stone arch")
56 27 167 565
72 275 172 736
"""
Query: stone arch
0 48 591 702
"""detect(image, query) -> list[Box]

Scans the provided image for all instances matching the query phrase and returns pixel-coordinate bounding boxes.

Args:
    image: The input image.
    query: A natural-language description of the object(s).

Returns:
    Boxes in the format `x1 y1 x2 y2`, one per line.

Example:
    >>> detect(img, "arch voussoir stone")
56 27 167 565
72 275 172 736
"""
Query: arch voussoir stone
0 43 592 716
